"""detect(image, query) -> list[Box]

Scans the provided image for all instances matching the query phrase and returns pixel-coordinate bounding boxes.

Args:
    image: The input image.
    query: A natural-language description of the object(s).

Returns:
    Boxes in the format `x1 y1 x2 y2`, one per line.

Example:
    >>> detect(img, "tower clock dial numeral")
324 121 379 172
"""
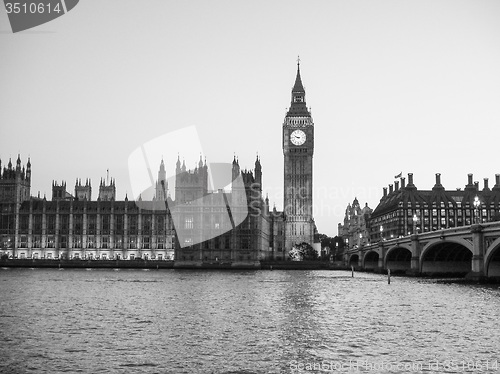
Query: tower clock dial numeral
290 130 306 146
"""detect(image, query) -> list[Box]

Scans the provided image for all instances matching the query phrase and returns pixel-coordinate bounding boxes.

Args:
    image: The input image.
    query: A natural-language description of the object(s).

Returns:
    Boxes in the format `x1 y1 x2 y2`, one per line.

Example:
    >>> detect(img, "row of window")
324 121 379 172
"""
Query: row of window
11 253 169 261
18 214 172 235
180 255 254 262
16 235 174 250
373 208 497 226
182 235 248 249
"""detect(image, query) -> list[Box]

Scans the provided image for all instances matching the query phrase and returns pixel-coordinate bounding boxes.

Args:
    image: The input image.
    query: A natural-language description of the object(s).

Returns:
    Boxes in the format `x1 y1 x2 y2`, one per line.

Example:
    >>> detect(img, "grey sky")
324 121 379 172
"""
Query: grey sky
1 0 500 236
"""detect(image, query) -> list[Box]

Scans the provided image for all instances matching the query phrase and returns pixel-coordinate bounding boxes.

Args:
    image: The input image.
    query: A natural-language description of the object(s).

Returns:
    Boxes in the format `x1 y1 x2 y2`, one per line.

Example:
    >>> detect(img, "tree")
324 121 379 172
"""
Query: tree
288 242 319 261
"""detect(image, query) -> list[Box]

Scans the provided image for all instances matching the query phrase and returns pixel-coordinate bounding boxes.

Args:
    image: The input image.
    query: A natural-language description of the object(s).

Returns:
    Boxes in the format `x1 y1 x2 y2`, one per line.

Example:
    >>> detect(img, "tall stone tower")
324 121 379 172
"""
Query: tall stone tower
174 155 208 204
283 60 315 251
75 179 92 200
0 156 31 203
98 177 116 201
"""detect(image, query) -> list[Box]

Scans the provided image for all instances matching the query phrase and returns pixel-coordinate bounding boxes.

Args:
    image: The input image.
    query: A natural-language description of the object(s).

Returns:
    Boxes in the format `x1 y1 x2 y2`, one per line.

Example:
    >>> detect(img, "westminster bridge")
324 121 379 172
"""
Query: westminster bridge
344 221 500 279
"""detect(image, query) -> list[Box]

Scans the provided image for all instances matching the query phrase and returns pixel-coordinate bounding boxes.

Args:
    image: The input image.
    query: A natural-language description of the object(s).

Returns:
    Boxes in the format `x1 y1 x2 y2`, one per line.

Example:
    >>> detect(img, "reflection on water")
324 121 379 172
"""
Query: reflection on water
0 269 499 373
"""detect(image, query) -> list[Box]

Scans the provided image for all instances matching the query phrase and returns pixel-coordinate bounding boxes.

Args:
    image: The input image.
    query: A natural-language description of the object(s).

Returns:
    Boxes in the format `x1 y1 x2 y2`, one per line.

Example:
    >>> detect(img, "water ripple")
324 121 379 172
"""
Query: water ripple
0 269 499 373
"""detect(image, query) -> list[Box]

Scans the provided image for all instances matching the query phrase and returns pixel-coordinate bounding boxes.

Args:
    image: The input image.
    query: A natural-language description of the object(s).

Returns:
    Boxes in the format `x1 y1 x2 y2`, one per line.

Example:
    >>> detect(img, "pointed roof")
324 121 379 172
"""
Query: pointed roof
176 154 181 169
292 61 305 93
286 59 311 118
255 155 261 168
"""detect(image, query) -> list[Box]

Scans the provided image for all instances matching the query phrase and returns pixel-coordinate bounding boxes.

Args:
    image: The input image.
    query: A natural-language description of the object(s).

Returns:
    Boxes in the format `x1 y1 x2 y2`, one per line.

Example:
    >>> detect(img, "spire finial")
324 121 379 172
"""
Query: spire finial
297 55 300 66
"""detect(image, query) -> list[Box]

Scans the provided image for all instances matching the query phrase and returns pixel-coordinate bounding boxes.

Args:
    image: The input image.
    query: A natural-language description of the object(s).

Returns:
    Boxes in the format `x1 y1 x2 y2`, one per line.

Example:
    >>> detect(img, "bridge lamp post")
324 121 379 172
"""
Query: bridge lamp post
413 214 418 234
473 195 481 224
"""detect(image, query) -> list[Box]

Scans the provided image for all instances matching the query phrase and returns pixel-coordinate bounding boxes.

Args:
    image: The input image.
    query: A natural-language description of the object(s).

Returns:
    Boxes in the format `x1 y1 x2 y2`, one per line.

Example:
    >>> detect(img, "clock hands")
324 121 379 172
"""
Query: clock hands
290 130 306 145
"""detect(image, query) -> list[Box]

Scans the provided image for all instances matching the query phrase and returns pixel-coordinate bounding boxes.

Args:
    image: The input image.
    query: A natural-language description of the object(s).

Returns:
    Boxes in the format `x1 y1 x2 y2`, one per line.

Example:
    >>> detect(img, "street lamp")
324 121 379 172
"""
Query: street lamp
473 195 481 224
413 214 418 234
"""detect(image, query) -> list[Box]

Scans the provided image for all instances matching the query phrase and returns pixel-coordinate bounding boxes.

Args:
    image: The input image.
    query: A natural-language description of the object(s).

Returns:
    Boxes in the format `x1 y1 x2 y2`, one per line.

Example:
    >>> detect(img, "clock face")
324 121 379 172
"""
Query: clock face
290 130 306 146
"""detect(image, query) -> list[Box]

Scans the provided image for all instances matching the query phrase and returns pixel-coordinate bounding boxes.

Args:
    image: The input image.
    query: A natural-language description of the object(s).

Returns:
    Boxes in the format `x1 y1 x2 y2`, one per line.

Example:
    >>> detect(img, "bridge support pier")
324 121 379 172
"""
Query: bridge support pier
467 224 486 281
376 243 385 273
408 234 421 276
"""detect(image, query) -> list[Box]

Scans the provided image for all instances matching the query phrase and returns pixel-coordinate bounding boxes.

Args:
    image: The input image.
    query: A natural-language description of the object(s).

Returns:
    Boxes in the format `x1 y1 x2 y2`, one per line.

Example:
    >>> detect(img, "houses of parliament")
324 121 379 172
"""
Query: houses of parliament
0 63 318 266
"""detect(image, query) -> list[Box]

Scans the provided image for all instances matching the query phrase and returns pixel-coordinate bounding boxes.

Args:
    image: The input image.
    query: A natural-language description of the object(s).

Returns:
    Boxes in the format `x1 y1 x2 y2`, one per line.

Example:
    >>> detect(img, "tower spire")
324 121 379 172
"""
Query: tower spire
287 58 309 117
292 57 305 93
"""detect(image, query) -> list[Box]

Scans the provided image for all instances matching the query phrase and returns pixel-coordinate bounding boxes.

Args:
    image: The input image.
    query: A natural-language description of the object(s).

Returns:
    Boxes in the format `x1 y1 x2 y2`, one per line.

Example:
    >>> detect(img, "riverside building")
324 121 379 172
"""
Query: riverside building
0 63 318 263
0 155 278 265
368 173 500 243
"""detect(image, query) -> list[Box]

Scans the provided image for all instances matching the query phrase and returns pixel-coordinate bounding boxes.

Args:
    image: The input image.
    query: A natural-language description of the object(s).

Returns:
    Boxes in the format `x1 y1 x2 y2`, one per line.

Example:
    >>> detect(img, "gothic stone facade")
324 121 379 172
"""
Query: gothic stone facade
0 156 280 264
0 64 316 262
338 198 372 250
281 62 316 252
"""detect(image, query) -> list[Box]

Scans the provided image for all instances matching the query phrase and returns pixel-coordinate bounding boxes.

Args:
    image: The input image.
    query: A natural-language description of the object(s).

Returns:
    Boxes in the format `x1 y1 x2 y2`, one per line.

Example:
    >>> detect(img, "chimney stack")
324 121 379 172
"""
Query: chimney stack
389 184 393 194
474 181 479 190
484 178 489 190
468 173 473 186
408 173 414 185
383 187 387 197
395 181 399 191
401 177 406 189
433 173 444 190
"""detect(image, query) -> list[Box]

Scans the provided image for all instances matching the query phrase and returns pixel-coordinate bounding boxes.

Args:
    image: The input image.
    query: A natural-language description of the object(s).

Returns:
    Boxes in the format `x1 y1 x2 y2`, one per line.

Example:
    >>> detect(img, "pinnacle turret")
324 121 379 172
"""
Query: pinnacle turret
176 154 181 171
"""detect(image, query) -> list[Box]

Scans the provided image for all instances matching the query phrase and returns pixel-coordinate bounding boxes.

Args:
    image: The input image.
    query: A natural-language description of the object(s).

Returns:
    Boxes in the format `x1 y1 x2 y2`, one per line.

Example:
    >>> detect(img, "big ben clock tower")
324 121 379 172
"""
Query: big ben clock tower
283 59 315 251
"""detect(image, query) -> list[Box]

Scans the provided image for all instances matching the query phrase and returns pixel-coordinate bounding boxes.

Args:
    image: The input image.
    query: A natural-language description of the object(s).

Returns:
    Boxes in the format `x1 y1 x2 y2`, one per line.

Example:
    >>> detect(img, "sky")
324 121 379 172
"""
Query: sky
1 0 500 237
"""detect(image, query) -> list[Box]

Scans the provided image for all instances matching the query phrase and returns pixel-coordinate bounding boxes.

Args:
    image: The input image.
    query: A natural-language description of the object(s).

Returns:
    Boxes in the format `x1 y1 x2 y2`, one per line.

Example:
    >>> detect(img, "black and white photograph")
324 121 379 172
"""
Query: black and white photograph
1 1 500 373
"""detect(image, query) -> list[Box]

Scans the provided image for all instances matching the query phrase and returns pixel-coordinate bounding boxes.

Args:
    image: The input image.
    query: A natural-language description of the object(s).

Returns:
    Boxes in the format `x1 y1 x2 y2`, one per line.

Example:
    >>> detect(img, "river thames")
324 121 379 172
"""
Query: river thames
0 268 499 373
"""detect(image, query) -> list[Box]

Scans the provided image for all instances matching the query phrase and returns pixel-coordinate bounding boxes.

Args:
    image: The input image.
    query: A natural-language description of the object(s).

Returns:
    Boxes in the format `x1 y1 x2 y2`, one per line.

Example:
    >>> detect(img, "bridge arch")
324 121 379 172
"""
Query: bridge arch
384 245 412 272
348 254 359 268
420 239 472 275
485 238 500 278
363 250 379 270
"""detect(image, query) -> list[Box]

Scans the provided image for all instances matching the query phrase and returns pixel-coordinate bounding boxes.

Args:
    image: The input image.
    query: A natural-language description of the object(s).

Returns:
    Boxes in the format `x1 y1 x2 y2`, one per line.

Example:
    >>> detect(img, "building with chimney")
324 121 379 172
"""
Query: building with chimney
368 173 500 243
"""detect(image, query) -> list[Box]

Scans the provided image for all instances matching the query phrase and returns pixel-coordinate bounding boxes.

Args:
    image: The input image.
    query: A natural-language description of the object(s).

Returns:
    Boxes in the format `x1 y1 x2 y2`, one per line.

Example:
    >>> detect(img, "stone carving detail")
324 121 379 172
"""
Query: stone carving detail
485 237 496 249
